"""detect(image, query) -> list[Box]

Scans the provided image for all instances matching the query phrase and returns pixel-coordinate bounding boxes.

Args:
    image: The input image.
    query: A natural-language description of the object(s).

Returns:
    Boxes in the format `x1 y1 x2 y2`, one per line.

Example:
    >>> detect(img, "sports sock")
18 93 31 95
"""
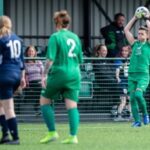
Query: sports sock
68 108 79 136
135 90 148 115
130 92 140 122
41 104 55 131
7 117 19 140
0 115 9 137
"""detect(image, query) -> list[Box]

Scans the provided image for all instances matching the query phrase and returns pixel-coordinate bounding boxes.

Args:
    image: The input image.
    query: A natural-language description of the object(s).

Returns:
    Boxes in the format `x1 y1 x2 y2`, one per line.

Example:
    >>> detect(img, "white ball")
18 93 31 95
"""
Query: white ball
135 6 149 19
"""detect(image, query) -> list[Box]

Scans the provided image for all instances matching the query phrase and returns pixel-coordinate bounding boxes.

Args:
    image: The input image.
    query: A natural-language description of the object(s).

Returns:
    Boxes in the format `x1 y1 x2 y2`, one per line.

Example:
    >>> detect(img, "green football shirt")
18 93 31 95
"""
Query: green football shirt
129 41 150 73
46 29 83 78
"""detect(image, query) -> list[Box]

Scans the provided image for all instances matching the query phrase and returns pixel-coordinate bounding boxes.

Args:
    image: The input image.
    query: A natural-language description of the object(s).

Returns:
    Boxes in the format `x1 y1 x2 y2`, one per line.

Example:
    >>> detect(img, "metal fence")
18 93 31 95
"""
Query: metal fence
14 58 150 122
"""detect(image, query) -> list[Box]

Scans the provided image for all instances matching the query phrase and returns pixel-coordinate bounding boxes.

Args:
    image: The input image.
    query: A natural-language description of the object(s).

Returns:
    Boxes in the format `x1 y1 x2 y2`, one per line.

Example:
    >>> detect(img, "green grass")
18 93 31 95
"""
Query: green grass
0 122 150 150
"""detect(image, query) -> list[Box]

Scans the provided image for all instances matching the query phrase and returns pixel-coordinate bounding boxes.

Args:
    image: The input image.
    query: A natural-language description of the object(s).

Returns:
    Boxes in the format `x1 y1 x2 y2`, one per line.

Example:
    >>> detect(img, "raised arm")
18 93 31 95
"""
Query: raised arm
124 16 137 45
145 19 150 42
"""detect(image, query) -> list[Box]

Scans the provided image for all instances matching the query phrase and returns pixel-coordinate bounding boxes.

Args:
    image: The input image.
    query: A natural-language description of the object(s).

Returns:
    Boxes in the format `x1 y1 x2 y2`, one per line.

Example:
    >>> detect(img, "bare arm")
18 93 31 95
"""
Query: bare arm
145 19 150 42
20 70 26 88
124 16 137 45
44 60 53 76
41 59 53 88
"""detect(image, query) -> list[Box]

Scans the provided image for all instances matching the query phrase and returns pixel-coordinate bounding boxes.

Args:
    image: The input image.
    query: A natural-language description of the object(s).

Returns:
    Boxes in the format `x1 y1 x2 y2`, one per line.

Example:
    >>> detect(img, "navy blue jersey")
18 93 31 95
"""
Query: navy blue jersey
0 33 24 71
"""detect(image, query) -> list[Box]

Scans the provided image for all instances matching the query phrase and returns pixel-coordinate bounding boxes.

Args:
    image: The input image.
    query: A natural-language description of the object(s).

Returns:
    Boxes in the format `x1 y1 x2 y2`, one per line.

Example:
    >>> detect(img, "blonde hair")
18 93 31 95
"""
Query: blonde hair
0 16 12 37
53 10 70 28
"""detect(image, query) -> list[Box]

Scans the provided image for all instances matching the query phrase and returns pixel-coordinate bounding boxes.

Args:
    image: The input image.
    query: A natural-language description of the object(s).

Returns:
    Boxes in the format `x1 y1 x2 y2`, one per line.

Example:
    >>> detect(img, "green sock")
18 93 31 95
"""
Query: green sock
130 92 140 122
68 108 79 136
41 104 55 131
135 90 148 115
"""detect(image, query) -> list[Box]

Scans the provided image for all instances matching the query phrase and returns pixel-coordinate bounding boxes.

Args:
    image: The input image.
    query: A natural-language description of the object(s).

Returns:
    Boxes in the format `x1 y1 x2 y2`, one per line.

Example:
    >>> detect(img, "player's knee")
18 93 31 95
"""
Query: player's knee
40 96 52 105
65 99 77 110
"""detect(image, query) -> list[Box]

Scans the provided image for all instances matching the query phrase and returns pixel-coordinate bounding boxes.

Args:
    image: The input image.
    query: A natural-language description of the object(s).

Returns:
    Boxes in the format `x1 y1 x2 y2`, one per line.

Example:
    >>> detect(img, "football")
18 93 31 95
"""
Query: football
135 6 149 19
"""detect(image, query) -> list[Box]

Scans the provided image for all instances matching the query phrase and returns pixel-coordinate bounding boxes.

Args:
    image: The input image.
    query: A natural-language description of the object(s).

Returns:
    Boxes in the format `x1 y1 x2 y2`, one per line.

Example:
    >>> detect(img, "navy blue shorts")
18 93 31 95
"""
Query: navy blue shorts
0 70 21 100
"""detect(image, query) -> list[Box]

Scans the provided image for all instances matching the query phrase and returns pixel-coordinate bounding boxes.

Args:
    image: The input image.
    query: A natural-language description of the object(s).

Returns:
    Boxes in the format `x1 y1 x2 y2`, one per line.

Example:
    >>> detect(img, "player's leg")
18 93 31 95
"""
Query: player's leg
0 101 10 144
135 89 149 125
130 91 141 126
1 98 20 144
40 75 65 143
128 78 141 127
0 70 21 144
40 88 59 143
0 81 20 144
135 76 149 125
61 90 79 144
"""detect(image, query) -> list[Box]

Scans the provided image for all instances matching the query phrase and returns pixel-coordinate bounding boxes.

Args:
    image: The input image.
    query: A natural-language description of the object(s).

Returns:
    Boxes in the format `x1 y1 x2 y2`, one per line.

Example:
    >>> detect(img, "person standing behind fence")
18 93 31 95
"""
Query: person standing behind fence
114 45 131 121
100 13 128 57
0 16 26 144
93 44 116 90
39 10 83 144
124 12 150 127
93 44 117 107
24 46 44 115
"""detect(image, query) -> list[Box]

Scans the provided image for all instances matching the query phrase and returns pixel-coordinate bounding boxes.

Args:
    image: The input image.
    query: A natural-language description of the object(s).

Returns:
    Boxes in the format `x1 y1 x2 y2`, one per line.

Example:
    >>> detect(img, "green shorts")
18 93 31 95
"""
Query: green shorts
41 75 81 102
128 73 149 92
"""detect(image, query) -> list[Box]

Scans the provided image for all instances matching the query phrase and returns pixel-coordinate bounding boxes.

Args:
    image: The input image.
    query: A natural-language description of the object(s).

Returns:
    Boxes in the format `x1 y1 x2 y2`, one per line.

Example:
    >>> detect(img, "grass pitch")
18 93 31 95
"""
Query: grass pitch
0 122 150 150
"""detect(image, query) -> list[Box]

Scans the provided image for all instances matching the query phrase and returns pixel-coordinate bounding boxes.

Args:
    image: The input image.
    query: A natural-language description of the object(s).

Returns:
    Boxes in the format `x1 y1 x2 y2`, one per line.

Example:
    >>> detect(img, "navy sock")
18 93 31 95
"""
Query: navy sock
7 117 19 140
0 115 9 137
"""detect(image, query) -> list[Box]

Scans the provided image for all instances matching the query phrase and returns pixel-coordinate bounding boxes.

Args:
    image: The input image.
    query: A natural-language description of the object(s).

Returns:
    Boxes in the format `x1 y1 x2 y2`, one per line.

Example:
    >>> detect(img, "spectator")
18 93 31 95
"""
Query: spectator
93 44 116 86
100 13 128 57
114 45 131 121
24 46 44 115
93 44 117 104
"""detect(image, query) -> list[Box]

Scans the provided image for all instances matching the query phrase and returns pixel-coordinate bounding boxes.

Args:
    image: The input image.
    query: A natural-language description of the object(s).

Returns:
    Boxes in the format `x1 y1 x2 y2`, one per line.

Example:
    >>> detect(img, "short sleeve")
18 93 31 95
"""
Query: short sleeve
46 35 57 61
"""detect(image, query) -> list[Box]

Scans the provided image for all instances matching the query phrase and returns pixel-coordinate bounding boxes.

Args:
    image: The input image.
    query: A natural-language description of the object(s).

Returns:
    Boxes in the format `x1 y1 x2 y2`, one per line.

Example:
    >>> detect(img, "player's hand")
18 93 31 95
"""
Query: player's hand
143 12 150 20
20 77 26 89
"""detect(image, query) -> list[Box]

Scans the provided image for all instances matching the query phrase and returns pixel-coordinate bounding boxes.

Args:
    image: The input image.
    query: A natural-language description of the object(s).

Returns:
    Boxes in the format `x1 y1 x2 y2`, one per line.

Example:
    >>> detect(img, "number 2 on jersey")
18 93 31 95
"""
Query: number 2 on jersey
7 40 21 58
67 39 76 57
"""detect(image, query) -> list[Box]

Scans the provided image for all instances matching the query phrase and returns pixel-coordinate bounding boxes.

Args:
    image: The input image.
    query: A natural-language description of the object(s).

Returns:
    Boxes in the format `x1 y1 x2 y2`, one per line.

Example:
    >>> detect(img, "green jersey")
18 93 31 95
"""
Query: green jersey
129 41 150 73
41 29 83 101
46 29 83 87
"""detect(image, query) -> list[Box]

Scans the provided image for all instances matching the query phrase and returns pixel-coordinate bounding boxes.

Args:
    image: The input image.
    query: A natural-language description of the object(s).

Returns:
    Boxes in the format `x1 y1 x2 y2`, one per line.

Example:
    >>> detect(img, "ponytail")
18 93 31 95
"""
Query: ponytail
0 16 12 37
